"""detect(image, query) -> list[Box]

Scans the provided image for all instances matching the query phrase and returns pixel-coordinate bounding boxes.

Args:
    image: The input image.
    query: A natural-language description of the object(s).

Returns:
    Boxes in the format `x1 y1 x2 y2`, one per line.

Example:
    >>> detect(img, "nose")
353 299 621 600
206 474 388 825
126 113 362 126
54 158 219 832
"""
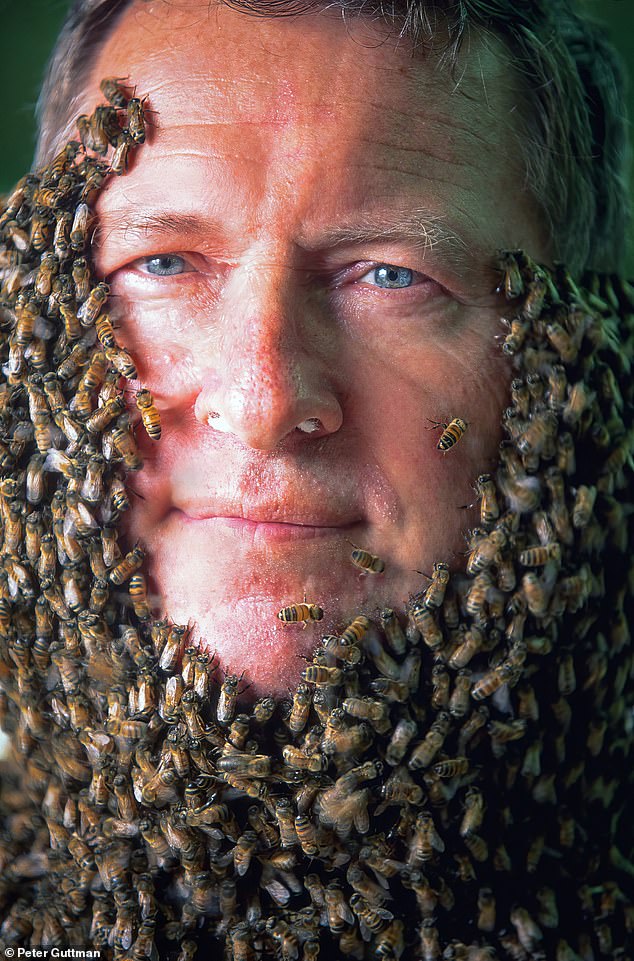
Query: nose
193 263 344 450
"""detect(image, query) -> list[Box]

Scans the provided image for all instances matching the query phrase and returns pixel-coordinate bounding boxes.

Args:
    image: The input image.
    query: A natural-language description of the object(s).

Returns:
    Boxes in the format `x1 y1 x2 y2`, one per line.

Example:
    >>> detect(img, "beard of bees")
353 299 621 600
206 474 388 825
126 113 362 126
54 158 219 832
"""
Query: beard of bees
0 87 632 961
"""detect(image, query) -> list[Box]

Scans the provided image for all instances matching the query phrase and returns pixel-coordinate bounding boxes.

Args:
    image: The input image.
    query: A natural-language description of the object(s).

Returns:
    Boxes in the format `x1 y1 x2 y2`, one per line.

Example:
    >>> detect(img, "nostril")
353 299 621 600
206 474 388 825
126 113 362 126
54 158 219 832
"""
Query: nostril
296 418 322 434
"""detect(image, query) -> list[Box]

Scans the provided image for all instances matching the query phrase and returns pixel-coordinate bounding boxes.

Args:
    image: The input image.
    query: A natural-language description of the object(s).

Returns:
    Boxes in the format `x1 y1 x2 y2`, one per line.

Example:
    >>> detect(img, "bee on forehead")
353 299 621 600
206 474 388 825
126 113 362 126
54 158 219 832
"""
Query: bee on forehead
426 416 469 451
99 76 130 108
127 97 149 144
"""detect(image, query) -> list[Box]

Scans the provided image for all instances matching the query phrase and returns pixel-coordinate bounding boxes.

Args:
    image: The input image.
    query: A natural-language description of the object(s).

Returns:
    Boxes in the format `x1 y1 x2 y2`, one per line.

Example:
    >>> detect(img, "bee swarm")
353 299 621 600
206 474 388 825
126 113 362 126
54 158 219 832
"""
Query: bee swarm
0 82 632 960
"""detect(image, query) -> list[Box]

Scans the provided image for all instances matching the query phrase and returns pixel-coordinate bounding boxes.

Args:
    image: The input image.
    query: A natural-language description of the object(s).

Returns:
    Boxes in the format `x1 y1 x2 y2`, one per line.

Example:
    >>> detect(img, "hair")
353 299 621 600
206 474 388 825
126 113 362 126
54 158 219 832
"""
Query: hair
35 0 631 275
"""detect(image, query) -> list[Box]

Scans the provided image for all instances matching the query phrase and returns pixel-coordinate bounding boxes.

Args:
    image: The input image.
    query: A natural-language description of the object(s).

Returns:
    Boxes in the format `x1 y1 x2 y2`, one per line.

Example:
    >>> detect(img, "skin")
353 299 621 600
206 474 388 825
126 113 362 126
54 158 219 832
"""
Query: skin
80 0 549 693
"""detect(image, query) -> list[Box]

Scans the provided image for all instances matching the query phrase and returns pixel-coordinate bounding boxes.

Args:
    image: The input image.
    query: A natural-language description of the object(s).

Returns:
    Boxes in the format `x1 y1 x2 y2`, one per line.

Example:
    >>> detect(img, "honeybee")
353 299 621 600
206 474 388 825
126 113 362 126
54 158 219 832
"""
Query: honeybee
496 249 524 298
380 768 424 806
337 614 372 650
282 744 327 773
77 282 109 327
94 312 117 349
423 562 450 609
369 676 409 702
509 906 543 953
321 714 372 757
476 888 496 931
272 797 298 849
290 813 320 858
379 608 407 655
15 298 40 347
111 131 133 175
433 756 468 778
288 682 312 732
408 713 450 770
100 76 129 107
572 484 597 529
128 573 150 619
321 633 362 665
108 545 145 585
430 663 450 710
57 342 88 380
518 542 561 567
301 940 320 961
409 600 443 651
34 251 59 298
128 97 148 143
343 695 389 728
427 416 468 451
448 626 484 670
218 671 246 723
448 669 472 717
324 882 354 933
466 528 506 575
350 893 393 937
135 388 161 439
545 320 577 363
471 473 500 529
502 315 529 355
70 203 92 251
302 664 342 686
409 813 445 865
112 426 143 470
510 378 530 419
217 752 272 778
68 258 90 305
106 345 138 379
30 208 55 251
348 541 385 574
278 597 324 624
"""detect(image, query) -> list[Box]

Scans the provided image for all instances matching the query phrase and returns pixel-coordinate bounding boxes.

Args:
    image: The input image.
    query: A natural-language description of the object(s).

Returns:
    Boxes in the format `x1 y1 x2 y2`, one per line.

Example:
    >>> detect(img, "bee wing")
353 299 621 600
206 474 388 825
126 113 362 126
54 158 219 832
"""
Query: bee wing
431 828 445 853
353 804 370 835
261 879 291 906
336 899 355 926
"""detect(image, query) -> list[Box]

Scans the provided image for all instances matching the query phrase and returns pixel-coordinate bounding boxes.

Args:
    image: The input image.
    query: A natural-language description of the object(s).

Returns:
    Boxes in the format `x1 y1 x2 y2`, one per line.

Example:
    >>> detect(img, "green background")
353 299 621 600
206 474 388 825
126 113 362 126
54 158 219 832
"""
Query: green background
0 0 632 272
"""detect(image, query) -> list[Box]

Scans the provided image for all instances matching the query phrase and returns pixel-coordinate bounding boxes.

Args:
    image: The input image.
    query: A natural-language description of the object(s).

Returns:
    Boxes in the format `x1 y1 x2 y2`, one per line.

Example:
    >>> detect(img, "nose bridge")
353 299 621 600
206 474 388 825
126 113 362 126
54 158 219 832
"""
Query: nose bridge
195 251 343 449
222 255 305 407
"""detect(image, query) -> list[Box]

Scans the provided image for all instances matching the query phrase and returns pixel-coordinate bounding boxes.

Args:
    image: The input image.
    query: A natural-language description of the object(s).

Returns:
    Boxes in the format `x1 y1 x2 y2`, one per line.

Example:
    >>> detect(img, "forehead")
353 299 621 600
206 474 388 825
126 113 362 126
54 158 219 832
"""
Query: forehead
79 0 544 271
84 1 517 142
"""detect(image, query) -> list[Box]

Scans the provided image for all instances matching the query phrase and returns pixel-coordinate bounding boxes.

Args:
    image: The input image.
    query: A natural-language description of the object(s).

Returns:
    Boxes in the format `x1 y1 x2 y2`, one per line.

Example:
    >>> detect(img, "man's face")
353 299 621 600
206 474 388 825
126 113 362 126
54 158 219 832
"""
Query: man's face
86 1 548 692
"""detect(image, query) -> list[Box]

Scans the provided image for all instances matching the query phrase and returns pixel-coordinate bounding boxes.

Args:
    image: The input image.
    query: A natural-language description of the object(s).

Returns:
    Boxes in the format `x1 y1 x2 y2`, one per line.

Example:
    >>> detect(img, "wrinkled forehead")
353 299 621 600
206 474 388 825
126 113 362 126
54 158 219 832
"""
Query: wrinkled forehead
62 0 520 150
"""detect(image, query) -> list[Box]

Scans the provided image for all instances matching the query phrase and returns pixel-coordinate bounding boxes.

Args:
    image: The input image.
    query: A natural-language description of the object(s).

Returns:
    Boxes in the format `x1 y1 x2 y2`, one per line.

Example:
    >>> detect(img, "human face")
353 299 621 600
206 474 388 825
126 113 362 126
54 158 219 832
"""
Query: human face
85 1 548 693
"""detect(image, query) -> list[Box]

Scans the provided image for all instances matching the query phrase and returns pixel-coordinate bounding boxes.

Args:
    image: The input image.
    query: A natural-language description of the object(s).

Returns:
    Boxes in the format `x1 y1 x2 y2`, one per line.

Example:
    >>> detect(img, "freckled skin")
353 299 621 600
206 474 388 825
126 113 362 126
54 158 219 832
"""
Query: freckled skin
79 1 549 694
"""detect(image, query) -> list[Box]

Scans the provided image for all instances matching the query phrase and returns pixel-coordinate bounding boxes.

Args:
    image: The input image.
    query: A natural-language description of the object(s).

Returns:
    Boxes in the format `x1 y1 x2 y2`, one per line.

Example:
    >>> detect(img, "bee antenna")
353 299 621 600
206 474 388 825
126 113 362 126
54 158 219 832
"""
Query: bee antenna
414 569 432 580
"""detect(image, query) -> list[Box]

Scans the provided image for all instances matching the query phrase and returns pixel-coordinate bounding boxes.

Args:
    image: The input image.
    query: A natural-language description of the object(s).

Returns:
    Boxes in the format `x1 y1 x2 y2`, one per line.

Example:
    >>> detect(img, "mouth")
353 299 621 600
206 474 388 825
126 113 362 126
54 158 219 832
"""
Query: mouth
176 511 359 543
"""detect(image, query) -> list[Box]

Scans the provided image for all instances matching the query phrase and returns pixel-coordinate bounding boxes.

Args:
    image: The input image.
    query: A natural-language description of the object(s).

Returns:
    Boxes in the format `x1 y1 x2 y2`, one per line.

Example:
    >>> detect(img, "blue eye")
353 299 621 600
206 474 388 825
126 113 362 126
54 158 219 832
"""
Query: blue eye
143 254 189 276
363 265 414 289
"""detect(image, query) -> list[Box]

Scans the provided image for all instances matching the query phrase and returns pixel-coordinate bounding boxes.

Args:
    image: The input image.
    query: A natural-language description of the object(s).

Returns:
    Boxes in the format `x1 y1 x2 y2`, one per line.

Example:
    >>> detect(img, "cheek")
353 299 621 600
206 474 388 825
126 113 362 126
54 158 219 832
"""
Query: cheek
358 318 511 521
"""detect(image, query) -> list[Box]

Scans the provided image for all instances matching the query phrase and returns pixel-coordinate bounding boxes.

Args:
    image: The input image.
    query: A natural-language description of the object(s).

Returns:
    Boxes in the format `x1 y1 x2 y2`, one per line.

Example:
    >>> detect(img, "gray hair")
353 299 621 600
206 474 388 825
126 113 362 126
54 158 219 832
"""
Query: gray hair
35 0 631 275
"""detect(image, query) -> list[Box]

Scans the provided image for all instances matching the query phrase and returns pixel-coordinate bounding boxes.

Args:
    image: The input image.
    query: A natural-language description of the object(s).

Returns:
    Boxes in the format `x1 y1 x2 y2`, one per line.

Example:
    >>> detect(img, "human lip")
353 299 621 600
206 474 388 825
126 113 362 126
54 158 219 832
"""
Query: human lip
178 514 357 542
175 500 362 540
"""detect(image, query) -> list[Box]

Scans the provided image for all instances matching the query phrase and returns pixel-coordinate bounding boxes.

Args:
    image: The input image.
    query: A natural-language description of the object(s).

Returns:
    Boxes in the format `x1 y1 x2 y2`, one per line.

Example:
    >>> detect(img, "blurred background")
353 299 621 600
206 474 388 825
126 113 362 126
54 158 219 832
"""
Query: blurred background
0 0 632 271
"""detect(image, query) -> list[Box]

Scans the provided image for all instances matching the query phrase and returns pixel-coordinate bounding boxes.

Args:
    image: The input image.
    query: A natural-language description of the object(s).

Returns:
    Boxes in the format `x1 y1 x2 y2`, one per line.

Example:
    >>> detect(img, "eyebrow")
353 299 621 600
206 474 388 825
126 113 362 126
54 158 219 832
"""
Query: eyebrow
96 208 468 258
